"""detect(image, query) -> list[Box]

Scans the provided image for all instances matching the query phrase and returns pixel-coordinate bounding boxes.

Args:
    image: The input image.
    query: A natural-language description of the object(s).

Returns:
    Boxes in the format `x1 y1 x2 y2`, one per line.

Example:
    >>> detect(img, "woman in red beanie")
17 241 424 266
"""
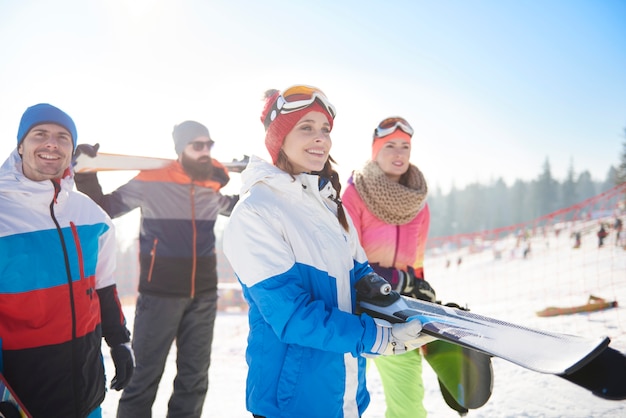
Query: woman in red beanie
223 87 427 418
342 116 434 418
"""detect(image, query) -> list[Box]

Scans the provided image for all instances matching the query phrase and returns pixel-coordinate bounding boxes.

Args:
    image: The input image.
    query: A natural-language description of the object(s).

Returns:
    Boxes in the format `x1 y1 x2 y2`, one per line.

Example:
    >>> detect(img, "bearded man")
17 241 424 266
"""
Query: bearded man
75 121 238 418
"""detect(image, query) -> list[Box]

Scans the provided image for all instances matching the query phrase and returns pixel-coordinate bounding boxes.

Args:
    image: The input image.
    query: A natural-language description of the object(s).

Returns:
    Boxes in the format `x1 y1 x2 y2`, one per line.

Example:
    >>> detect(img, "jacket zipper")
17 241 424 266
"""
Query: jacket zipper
49 181 81 418
391 225 400 268
70 222 85 281
190 184 197 298
147 238 158 282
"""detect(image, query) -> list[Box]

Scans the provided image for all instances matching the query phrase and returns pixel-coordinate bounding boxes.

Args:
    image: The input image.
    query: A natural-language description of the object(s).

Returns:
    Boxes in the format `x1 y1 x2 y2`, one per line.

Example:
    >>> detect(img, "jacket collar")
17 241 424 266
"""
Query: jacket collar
0 148 72 210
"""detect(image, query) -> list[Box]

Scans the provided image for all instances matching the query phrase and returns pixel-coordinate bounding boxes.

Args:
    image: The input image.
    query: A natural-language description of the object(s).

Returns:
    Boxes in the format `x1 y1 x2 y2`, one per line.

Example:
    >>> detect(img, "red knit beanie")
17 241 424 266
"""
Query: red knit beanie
260 88 335 164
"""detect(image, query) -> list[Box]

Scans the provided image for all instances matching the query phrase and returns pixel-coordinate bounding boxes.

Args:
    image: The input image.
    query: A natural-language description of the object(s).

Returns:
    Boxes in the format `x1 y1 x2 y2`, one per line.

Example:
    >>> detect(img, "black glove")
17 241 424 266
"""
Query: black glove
413 279 437 302
72 143 100 167
110 343 135 391
75 143 100 158
397 269 437 302
444 302 469 311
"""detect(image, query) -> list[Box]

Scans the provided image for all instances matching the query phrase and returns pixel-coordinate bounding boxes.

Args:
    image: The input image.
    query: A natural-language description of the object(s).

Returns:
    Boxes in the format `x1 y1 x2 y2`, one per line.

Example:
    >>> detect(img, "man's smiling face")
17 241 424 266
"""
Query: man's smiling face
18 123 73 181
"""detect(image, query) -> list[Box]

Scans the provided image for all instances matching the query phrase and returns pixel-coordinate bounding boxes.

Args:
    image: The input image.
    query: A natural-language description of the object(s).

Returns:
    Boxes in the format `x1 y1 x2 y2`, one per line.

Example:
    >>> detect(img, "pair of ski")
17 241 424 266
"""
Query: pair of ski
356 275 626 414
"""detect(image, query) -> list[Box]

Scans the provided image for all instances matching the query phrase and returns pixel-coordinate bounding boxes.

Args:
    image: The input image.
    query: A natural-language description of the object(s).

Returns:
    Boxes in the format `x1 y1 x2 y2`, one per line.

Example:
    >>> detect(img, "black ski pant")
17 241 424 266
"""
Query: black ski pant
117 292 217 418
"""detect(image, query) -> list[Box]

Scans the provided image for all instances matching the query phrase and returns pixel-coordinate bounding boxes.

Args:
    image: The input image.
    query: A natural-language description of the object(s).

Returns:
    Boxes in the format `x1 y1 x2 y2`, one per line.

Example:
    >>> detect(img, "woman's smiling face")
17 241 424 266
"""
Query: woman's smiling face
281 111 332 173
375 138 411 182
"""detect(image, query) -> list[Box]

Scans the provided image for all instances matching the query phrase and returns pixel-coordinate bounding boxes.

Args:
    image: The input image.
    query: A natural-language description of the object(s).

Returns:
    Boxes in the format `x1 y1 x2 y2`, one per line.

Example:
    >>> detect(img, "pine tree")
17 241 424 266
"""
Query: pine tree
616 130 626 186
536 158 558 217
562 159 578 208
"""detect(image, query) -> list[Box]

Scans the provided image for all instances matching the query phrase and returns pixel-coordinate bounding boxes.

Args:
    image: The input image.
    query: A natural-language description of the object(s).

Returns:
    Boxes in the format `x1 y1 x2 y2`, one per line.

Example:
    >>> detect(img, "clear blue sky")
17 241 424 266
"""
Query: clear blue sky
1 0 625 193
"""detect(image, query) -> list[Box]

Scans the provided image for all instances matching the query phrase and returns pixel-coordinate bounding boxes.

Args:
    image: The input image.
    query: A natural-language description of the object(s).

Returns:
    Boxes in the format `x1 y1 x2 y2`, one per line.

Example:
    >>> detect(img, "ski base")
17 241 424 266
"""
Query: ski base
560 346 626 400
422 339 493 410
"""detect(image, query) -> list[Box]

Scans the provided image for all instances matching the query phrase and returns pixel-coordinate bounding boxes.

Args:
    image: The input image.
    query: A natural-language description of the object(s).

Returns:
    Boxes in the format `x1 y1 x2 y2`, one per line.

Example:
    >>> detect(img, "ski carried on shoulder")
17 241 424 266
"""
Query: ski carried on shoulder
73 152 249 173
356 275 626 401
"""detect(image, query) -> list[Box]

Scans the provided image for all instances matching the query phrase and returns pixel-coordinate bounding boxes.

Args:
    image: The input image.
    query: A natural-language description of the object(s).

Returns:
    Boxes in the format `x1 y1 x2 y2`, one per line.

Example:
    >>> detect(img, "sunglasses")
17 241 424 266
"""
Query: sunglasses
189 140 214 151
374 117 414 139
263 85 337 130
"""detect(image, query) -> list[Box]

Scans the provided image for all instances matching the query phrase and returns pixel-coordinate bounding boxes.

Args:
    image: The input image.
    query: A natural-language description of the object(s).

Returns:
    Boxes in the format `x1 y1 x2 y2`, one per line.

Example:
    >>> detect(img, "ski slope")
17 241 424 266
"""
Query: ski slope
100 221 626 417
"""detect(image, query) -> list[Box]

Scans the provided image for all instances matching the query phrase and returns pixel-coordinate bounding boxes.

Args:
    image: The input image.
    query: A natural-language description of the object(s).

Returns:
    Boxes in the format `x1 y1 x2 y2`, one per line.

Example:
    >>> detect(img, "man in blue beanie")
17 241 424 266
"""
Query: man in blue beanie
0 103 134 418
16 103 78 181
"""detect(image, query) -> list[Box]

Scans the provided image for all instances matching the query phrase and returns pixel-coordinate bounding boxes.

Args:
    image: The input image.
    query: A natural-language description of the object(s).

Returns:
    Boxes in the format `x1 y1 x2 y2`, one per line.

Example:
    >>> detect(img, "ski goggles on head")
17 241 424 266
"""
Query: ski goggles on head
373 117 414 140
263 85 337 130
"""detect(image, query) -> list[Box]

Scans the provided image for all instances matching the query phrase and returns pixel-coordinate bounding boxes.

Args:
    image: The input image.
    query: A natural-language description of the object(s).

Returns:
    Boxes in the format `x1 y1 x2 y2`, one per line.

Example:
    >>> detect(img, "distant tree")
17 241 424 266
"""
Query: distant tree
576 170 597 201
602 166 618 192
446 184 459 236
427 186 446 237
561 159 578 208
510 179 529 225
427 160 610 238
535 158 558 216
460 183 486 233
616 131 626 186
487 178 510 229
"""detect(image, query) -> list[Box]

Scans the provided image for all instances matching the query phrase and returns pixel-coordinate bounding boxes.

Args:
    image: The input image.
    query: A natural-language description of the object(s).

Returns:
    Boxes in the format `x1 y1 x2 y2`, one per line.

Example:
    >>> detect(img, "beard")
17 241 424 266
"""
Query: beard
181 153 214 181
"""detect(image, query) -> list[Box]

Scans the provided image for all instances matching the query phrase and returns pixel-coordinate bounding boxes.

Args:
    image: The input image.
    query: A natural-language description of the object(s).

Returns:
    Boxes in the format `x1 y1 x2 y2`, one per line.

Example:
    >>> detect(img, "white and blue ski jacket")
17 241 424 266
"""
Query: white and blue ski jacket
223 156 380 418
0 149 130 417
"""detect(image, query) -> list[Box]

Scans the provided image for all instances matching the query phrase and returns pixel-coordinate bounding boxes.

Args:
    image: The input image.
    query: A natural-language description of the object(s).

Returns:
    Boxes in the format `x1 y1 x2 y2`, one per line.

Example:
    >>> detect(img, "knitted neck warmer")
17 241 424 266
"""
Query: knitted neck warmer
353 161 427 225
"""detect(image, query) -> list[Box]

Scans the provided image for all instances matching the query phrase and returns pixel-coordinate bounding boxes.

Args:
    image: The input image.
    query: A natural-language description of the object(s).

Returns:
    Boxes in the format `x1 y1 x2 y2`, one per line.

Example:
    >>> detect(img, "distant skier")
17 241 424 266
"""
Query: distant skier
523 242 532 259
597 224 608 248
615 218 623 246
573 231 582 249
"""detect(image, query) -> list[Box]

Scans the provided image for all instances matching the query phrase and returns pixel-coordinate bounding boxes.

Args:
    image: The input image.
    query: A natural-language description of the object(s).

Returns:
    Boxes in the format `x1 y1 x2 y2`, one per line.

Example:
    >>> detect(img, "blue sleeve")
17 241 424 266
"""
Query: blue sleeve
245 266 378 357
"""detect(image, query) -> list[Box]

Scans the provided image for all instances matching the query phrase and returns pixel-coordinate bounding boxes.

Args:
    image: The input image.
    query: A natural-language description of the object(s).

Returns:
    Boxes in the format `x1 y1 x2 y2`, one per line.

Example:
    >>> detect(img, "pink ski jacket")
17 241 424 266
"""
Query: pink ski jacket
342 177 430 280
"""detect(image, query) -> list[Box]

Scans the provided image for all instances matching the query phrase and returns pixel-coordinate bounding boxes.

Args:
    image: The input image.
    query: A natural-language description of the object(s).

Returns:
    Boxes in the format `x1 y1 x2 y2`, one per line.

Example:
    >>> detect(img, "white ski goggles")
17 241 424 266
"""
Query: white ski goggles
263 85 336 130
374 117 414 139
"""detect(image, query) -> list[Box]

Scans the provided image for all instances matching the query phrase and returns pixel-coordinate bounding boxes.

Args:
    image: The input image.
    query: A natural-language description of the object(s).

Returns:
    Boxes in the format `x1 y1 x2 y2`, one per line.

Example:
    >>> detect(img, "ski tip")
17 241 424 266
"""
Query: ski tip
592 388 626 401
562 336 611 375
564 346 626 401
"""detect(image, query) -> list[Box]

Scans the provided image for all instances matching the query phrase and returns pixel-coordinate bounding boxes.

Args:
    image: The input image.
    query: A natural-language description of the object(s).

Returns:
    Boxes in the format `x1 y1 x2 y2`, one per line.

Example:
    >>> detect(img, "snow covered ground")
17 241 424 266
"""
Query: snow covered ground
100 222 626 417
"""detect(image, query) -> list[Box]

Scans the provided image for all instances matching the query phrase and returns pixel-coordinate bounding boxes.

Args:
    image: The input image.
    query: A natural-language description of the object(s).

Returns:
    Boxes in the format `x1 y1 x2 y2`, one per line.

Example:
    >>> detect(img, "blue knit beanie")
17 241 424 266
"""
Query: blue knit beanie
17 103 77 150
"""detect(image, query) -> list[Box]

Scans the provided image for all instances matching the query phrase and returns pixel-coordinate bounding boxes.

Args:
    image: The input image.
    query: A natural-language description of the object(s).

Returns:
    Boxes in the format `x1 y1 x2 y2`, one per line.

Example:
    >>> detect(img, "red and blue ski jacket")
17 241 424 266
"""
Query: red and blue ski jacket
0 150 130 418
75 159 238 298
